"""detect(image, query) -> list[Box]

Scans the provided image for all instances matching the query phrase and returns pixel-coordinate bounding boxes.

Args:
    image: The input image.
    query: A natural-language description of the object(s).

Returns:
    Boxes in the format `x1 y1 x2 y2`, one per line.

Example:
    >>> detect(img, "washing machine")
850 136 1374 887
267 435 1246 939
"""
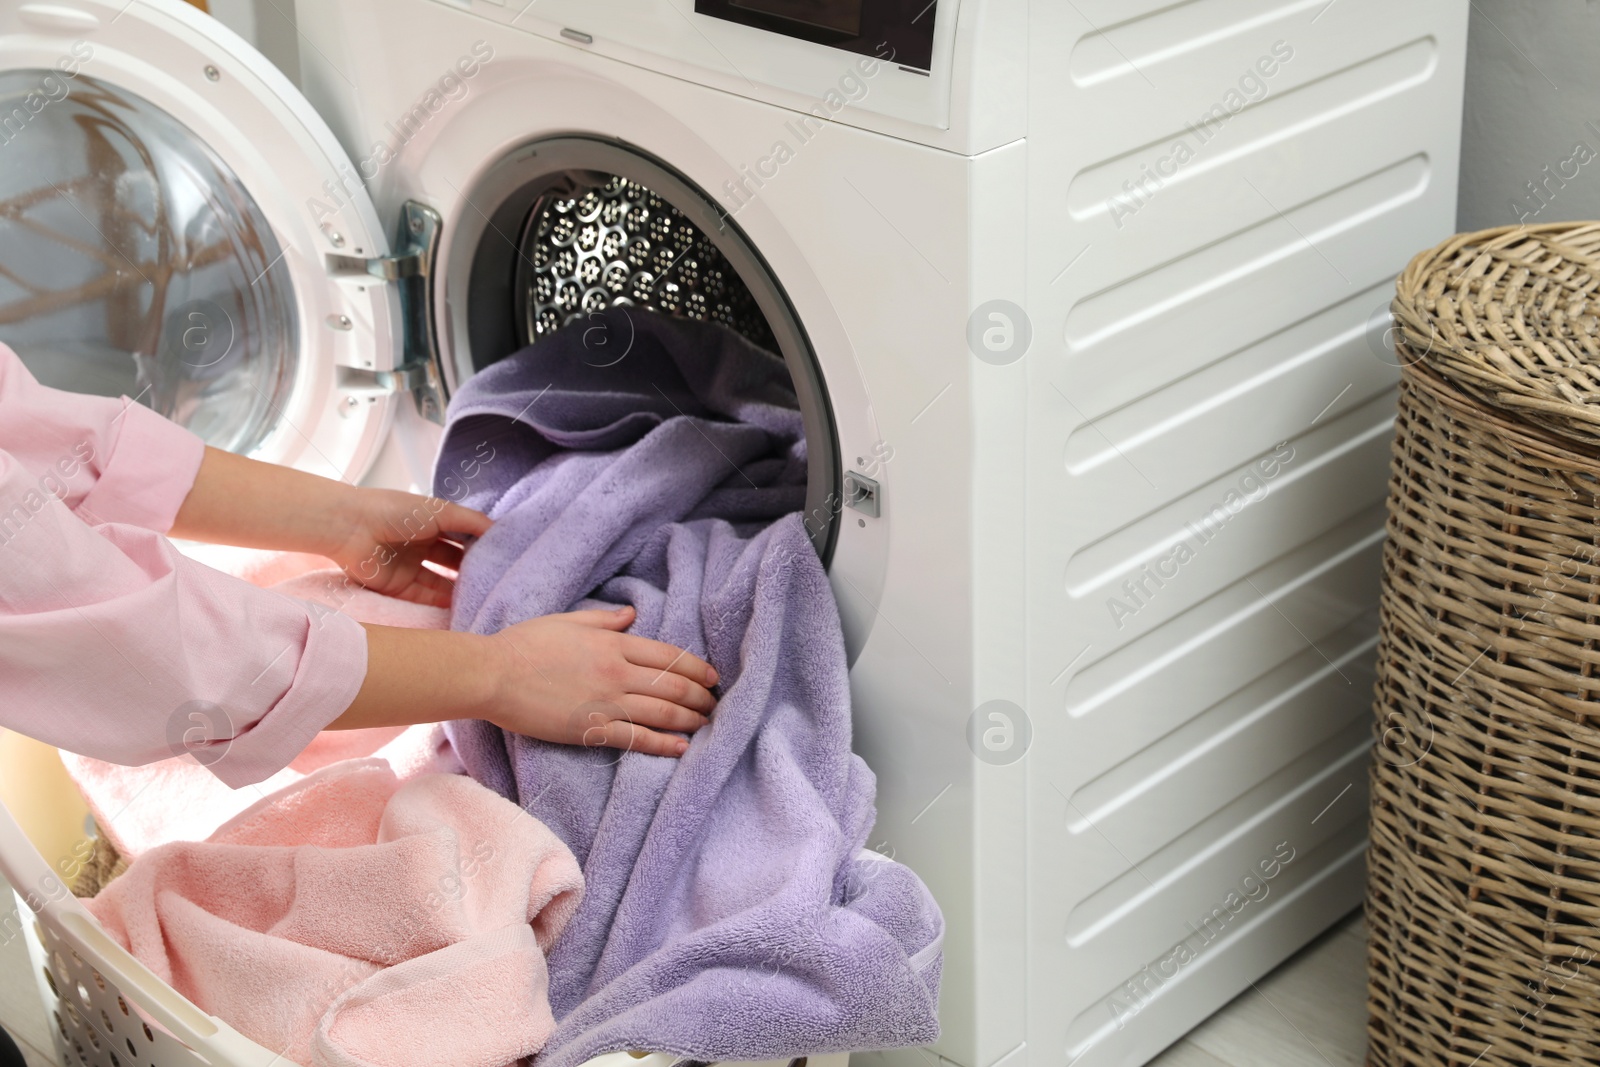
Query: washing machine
0 0 1468 1065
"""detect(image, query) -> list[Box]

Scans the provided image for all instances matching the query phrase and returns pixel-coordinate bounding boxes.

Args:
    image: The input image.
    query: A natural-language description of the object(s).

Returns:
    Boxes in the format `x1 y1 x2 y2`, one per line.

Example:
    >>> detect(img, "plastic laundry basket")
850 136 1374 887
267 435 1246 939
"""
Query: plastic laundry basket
0 736 848 1067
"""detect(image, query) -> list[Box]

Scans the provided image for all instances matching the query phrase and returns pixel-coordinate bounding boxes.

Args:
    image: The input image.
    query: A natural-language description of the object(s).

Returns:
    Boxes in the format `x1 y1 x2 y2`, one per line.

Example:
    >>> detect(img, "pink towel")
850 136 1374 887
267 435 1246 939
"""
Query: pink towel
63 564 456 859
84 759 585 1067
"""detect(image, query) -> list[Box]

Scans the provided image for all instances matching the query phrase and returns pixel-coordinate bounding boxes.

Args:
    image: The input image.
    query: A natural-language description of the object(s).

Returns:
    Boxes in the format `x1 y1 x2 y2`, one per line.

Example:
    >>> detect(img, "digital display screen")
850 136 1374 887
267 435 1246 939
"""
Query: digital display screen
697 0 936 72
728 0 863 36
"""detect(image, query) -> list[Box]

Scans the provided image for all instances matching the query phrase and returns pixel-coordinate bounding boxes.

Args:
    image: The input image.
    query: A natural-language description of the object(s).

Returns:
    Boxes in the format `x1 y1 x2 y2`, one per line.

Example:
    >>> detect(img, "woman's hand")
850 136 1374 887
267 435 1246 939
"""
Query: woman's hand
484 604 719 756
172 449 719 757
333 605 719 758
324 488 493 607
169 447 491 608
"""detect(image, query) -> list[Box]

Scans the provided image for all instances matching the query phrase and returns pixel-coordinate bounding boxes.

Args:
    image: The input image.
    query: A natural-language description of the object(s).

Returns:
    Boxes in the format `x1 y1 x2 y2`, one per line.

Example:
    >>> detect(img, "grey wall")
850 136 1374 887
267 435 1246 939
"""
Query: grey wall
1458 0 1600 231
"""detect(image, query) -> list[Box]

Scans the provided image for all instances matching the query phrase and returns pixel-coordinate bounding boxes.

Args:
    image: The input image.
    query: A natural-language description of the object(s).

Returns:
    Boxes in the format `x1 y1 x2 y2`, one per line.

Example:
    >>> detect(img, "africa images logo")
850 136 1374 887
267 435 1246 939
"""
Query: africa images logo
306 41 494 229
1105 442 1296 629
0 41 93 147
1104 40 1295 229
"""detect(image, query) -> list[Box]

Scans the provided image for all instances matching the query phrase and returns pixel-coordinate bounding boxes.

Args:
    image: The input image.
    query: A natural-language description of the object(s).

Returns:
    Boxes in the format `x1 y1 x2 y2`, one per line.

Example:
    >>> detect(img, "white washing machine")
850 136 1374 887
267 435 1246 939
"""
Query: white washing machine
0 1 1468 1066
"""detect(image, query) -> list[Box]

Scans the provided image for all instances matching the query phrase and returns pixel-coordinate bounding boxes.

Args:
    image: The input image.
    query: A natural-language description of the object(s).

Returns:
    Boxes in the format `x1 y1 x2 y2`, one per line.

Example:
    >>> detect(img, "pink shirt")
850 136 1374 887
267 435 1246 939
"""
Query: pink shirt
0 344 368 788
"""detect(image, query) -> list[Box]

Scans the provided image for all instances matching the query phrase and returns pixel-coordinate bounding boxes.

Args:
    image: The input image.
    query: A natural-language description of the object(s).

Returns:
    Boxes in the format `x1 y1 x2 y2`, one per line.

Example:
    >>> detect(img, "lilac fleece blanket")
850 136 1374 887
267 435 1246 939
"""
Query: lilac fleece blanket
432 309 943 1067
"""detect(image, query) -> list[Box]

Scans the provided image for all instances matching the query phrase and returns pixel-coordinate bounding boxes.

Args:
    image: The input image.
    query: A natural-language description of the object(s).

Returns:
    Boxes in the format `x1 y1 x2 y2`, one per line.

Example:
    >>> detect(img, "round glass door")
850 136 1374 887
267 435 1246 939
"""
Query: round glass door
0 71 297 455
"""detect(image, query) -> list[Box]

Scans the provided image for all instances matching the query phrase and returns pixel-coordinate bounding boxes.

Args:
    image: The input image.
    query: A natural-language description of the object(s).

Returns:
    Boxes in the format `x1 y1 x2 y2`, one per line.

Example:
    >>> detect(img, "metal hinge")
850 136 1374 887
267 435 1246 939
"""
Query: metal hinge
326 250 426 281
325 201 448 423
337 359 431 395
374 359 432 392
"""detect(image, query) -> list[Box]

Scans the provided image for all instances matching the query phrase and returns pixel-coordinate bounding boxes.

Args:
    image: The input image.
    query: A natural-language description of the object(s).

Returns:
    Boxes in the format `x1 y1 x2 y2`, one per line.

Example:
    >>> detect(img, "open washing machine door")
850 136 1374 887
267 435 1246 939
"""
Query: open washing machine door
0 0 436 486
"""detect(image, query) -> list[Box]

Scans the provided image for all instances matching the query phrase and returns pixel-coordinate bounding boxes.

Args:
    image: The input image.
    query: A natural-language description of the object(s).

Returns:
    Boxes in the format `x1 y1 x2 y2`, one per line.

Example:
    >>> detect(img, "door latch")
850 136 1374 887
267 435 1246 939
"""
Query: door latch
843 471 880 517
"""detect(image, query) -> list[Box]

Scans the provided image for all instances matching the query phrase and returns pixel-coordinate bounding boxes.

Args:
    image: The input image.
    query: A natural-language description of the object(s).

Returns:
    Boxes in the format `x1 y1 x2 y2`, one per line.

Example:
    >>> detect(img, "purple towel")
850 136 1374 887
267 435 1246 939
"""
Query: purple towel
433 309 943 1067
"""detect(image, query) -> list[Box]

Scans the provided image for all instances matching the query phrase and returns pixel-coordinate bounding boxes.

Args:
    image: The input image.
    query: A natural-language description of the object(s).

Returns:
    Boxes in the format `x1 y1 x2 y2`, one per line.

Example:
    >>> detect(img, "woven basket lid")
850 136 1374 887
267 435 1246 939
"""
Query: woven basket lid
1391 221 1600 450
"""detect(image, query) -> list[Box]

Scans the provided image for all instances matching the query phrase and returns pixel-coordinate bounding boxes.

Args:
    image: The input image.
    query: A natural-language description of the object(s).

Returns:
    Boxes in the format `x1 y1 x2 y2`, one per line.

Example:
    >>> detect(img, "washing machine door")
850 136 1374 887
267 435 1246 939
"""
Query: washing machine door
0 0 427 485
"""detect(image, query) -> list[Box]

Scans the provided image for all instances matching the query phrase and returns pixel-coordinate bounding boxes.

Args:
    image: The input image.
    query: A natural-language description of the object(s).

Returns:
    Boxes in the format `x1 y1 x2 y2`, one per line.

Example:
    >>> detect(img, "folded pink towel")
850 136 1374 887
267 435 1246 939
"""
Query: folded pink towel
63 565 455 860
84 759 584 1067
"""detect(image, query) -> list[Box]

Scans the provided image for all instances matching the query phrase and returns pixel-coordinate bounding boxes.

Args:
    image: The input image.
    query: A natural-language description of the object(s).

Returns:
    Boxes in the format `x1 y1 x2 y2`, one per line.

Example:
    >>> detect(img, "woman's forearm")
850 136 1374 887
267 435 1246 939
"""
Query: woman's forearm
328 608 718 758
329 624 503 730
167 446 358 556
168 448 491 607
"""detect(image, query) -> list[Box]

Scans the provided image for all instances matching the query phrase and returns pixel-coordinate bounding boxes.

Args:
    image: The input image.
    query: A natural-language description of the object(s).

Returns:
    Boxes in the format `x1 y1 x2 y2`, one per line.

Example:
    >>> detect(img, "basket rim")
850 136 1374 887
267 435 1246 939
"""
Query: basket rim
1392 221 1600 450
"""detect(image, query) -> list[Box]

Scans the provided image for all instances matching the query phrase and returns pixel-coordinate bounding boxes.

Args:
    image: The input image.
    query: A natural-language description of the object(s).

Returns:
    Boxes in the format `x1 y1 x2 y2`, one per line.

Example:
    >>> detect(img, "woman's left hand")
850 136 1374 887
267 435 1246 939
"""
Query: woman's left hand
326 489 493 607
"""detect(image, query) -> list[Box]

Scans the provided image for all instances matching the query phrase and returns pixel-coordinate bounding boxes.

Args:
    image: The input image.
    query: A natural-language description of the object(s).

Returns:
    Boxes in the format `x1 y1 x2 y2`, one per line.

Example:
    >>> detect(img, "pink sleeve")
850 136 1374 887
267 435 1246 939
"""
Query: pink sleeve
0 348 370 787
0 343 205 532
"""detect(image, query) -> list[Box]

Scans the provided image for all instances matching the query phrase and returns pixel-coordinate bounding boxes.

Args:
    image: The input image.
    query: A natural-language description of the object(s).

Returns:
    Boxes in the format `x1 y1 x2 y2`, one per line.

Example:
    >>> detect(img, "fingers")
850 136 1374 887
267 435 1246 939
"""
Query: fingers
620 634 719 687
435 501 493 540
562 605 636 631
390 565 455 608
426 539 466 573
617 693 710 734
588 717 689 758
625 665 716 714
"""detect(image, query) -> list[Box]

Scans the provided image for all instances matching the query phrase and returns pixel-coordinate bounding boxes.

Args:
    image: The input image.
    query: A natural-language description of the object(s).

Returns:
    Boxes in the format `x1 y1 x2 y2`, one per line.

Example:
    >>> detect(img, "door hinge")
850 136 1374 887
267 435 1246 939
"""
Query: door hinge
326 251 425 281
325 201 448 424
374 360 432 392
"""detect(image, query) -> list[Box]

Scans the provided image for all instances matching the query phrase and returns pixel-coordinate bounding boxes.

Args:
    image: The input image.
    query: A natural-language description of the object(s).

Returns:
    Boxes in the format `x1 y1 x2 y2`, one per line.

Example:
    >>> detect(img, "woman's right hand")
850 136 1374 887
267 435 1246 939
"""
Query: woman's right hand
485 604 718 757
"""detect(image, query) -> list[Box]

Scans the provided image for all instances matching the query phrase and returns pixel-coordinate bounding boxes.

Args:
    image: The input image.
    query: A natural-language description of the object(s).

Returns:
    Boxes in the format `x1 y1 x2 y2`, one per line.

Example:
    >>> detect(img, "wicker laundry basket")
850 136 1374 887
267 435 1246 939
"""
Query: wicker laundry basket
1368 222 1600 1066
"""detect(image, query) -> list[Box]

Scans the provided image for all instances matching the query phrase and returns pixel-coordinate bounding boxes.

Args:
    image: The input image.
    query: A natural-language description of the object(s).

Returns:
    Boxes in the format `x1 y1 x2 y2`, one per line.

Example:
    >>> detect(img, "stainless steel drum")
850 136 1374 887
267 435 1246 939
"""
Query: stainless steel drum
517 174 778 354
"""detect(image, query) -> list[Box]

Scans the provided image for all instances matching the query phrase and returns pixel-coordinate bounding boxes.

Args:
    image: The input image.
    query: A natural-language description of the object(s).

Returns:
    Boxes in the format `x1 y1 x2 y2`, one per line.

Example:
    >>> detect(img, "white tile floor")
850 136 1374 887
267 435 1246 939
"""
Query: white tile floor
2 1029 52 1067
1149 909 1368 1067
0 907 1369 1067
0 1008 52 1067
